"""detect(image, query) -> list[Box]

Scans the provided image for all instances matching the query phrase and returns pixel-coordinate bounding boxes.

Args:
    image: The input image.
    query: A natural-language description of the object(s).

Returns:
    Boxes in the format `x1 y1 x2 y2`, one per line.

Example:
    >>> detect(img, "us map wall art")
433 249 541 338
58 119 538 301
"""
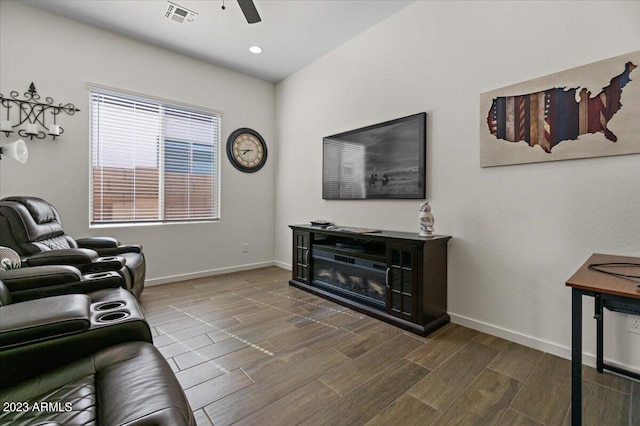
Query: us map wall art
480 51 640 167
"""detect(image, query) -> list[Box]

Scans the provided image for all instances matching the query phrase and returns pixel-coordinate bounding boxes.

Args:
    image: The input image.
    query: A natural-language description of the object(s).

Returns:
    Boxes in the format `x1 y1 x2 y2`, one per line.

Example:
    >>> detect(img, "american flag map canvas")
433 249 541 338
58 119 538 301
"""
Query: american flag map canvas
480 51 640 167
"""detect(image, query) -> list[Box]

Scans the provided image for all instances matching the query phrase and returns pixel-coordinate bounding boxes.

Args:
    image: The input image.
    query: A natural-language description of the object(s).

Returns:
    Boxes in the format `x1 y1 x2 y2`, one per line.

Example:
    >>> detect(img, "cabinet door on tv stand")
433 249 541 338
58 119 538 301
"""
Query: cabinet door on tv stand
386 243 419 322
293 230 311 283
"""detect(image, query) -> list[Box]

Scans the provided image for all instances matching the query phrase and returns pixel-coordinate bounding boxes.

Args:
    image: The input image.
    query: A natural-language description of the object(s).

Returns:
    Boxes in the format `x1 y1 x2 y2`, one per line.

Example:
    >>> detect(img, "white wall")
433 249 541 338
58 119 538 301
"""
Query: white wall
0 1 276 283
274 1 640 369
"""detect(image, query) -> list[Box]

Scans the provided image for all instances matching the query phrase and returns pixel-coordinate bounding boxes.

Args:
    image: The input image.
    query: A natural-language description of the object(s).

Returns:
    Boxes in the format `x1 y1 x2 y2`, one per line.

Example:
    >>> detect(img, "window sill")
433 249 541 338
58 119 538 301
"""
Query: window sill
90 219 219 229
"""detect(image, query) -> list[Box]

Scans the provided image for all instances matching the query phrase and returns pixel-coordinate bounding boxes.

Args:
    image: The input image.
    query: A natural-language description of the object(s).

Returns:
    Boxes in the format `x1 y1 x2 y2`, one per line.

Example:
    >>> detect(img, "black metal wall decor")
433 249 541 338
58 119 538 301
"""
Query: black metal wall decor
0 82 80 140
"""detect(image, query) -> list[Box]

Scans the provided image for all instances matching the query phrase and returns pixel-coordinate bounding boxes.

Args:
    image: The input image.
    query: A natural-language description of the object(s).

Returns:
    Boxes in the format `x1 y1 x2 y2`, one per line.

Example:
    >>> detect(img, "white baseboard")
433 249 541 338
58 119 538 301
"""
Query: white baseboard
450 312 640 374
455 312 640 375
449 312 594 366
145 261 276 286
274 260 291 271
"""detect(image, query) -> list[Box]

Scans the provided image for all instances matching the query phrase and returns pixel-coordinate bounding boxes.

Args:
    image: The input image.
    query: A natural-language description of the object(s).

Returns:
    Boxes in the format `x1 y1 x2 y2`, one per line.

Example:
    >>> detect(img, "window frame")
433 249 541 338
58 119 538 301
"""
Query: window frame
88 84 222 227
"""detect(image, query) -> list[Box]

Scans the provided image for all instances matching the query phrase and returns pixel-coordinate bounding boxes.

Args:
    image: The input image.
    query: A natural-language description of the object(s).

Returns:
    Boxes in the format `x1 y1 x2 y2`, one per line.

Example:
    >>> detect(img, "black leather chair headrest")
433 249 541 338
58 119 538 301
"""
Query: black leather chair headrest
3 196 57 225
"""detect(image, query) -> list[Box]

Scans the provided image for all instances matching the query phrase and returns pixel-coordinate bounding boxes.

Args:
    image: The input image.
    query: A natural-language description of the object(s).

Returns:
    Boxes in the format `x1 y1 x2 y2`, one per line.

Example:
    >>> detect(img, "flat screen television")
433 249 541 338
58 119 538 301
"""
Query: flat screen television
322 112 426 200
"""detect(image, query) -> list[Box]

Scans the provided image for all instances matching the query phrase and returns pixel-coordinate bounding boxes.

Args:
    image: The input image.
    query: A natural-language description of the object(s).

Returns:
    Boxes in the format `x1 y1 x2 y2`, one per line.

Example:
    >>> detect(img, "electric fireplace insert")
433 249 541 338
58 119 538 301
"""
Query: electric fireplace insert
312 247 386 307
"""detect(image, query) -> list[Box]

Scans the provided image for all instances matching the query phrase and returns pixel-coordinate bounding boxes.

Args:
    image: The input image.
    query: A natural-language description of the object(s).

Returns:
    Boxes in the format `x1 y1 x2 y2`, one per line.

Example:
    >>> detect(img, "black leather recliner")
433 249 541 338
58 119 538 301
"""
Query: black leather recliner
0 196 145 299
0 280 195 425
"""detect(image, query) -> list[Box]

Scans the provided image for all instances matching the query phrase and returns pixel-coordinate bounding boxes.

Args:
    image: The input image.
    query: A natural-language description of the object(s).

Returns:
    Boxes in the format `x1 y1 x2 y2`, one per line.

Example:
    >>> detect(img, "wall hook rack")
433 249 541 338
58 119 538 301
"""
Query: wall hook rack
0 82 80 140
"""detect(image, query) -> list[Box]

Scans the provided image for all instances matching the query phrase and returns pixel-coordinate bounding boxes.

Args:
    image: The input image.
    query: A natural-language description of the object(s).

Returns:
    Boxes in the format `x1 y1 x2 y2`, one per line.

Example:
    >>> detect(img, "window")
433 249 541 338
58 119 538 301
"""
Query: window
90 87 220 224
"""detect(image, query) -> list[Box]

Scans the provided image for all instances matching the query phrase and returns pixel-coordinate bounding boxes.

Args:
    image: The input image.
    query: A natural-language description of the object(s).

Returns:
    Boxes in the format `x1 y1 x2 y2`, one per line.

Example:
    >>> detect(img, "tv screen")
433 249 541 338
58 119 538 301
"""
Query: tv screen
322 112 426 200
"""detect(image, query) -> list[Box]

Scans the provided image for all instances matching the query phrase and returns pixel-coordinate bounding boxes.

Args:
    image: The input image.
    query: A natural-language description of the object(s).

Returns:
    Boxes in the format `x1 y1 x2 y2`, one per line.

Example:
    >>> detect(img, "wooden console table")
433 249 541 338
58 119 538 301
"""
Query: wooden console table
566 253 640 426
289 224 451 336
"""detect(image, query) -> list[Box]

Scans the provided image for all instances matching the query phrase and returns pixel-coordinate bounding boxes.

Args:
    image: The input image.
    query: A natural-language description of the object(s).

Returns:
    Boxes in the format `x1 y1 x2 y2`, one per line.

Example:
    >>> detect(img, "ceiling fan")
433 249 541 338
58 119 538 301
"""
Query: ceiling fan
235 0 261 24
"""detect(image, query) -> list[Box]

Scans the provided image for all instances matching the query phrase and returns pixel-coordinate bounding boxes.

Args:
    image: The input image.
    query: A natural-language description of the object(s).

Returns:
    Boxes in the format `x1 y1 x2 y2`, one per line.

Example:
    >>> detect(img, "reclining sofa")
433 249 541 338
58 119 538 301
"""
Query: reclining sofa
0 280 195 425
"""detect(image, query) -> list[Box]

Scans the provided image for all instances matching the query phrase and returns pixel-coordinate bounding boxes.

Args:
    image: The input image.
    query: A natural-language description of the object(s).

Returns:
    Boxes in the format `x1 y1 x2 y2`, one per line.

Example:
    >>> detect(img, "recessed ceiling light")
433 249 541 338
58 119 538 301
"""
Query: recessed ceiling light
249 46 262 54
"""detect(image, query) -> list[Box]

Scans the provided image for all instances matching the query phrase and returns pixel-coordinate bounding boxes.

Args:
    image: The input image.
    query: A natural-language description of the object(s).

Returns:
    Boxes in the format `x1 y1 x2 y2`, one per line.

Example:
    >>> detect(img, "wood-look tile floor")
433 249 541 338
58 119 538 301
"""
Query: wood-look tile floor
140 267 639 426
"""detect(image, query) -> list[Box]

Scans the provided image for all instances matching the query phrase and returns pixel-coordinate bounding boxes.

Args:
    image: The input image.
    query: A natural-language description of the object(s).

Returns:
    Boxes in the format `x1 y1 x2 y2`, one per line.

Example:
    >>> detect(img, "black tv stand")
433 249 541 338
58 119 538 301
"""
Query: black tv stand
289 224 451 336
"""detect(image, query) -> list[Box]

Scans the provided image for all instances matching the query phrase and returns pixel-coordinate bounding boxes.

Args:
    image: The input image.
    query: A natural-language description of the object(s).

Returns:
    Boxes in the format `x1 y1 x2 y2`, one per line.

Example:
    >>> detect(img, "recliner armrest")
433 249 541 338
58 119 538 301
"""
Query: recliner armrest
25 248 99 268
75 236 120 249
0 294 90 348
0 265 82 292
0 265 125 303
76 237 142 255
99 244 143 255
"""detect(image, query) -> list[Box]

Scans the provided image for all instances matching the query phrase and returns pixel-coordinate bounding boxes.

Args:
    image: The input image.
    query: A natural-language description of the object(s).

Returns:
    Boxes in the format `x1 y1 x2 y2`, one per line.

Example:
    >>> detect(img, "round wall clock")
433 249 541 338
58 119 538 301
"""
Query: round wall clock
226 128 268 173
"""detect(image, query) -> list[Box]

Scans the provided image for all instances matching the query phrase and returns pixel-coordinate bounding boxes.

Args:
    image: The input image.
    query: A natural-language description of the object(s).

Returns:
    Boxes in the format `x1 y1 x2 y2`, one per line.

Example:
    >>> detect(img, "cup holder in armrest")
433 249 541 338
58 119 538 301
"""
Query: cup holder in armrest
97 311 130 322
91 256 126 273
86 272 112 279
95 301 127 311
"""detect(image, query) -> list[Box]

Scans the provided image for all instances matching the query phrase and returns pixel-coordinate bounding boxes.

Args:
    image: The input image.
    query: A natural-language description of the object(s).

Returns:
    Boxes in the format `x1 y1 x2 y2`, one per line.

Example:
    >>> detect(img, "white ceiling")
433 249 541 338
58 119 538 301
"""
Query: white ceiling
24 0 414 83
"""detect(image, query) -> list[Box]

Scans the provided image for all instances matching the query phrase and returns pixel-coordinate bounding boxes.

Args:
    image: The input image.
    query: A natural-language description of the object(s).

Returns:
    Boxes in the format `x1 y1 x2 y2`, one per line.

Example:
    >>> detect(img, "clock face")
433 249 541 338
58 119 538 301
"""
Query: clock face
233 134 263 168
226 128 267 172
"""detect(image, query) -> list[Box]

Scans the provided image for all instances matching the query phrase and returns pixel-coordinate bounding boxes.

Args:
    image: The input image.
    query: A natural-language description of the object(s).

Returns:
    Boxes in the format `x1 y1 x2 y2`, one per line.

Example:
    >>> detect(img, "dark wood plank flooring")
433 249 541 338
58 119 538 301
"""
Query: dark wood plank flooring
140 267 639 426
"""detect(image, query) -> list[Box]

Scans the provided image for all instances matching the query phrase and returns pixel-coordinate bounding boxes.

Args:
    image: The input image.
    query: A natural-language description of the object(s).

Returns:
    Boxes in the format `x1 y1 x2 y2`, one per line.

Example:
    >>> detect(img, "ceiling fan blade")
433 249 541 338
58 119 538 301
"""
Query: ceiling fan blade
237 0 261 24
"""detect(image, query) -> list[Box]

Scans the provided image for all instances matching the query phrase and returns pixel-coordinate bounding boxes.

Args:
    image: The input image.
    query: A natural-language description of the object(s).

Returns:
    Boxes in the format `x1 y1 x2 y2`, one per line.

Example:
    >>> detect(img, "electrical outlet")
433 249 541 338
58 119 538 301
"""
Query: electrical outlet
627 315 640 334
242 243 249 253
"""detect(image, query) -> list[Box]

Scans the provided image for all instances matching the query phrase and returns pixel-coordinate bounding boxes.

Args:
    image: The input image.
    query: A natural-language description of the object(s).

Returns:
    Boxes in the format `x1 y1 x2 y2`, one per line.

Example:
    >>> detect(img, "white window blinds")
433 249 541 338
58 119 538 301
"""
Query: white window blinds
90 88 220 224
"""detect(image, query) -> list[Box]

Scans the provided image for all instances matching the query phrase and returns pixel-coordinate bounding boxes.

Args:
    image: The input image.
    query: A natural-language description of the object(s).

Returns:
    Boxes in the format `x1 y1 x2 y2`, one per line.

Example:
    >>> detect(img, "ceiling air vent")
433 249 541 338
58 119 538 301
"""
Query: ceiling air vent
165 1 197 24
